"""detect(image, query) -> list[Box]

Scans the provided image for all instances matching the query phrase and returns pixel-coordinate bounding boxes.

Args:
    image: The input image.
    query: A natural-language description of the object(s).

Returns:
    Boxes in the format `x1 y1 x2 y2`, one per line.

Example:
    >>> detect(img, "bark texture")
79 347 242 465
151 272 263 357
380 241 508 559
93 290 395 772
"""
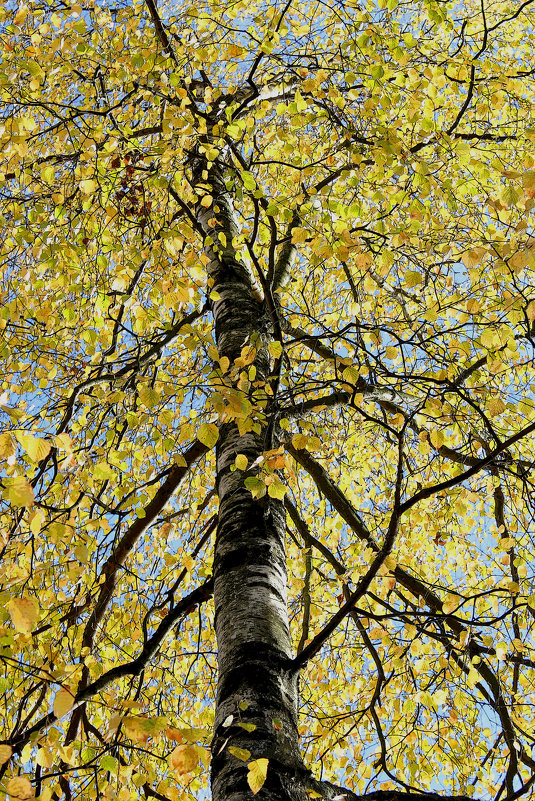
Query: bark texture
194 151 305 801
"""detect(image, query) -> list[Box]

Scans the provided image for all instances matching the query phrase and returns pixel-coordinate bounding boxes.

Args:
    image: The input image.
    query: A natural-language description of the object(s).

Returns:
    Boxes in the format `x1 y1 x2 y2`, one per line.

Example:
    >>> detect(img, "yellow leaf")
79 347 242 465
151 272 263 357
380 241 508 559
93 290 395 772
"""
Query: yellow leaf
6 777 33 800
495 642 508 659
267 479 287 500
268 341 283 359
342 366 359 384
247 758 269 794
197 423 219 449
93 462 115 481
405 270 422 287
29 509 44 535
74 543 88 563
0 432 16 459
466 298 480 314
13 5 29 25
165 726 208 742
227 44 244 57
0 743 13 765
175 282 194 303
180 727 209 742
235 454 248 471
523 170 535 191
429 429 444 449
173 453 188 468
123 715 166 743
228 746 251 761
54 433 74 452
488 397 506 417
291 227 308 244
36 748 53 769
15 431 51 462
3 476 35 508
461 250 480 269
53 688 75 719
291 433 308 450
1 405 25 421
79 179 98 194
169 744 203 775
139 387 160 409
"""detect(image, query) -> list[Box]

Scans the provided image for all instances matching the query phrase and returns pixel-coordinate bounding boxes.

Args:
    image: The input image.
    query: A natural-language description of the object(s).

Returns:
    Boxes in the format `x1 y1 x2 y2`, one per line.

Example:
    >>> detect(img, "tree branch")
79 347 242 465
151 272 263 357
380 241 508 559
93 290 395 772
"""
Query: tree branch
6 580 213 753
292 433 405 669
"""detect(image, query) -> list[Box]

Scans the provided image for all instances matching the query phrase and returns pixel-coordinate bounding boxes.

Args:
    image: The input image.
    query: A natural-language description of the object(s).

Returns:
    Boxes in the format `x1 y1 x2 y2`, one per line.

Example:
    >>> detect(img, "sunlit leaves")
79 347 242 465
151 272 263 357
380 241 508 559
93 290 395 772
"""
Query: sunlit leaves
79 179 98 195
0 744 12 766
1 0 535 799
234 453 248 471
138 387 160 409
268 341 283 359
0 433 16 460
93 462 115 481
165 726 209 743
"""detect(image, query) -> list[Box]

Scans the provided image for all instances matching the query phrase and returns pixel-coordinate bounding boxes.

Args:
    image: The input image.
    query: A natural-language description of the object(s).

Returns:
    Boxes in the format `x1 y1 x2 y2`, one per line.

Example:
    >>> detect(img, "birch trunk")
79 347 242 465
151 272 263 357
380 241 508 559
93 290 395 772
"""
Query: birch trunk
194 152 305 801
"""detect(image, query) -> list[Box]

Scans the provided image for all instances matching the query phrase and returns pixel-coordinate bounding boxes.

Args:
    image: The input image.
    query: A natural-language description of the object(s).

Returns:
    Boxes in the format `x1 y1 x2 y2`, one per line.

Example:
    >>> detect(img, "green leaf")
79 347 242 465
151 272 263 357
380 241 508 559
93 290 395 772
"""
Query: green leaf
228 746 251 762
93 462 115 481
244 477 266 499
241 171 256 191
139 387 160 409
101 755 118 773
267 480 287 500
237 722 256 732
268 341 283 359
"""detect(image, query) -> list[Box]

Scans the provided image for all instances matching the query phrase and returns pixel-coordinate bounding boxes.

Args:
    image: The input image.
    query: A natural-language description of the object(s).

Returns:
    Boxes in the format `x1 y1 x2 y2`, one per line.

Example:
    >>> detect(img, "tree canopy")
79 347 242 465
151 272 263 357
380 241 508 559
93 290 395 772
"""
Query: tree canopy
1 0 535 800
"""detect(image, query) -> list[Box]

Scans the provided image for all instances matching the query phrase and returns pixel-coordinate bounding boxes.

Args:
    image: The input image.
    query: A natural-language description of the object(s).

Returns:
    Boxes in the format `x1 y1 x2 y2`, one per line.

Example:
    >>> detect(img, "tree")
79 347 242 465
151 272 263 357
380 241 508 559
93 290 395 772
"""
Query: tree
1 0 535 799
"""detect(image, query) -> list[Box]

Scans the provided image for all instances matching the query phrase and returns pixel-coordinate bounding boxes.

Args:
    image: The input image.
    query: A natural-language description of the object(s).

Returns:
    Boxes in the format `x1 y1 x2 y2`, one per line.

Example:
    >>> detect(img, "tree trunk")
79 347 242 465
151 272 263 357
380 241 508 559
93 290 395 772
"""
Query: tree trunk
211 419 305 801
193 151 305 801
